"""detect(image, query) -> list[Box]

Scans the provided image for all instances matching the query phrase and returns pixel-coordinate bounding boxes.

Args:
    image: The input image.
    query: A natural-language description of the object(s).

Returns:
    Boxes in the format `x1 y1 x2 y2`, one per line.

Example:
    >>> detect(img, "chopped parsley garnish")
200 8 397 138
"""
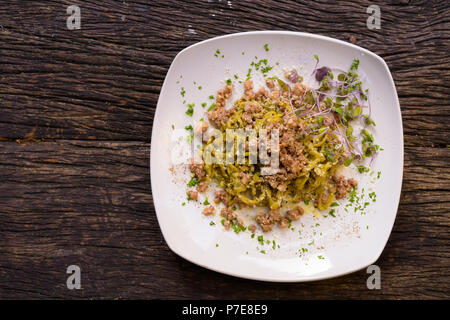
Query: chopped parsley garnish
203 198 210 205
246 68 252 80
187 177 199 187
328 209 336 217
180 87 185 97
226 78 232 85
209 95 214 99
257 235 264 246
356 165 370 173
207 103 216 111
185 103 194 116
184 125 193 131
264 43 269 51
210 221 215 226
350 58 360 70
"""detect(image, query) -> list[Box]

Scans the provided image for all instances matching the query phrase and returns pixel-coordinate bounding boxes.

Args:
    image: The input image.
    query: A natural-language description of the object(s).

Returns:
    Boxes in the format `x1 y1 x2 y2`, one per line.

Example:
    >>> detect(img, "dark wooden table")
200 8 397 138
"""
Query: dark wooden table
0 0 448 299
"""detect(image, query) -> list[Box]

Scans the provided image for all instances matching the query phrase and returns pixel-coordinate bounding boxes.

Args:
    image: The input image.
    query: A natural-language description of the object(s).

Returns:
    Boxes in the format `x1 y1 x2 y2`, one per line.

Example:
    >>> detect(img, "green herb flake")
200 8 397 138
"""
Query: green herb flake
187 177 199 187
185 125 193 131
356 165 370 173
207 103 216 111
185 104 194 116
264 43 269 51
257 235 264 246
210 221 215 226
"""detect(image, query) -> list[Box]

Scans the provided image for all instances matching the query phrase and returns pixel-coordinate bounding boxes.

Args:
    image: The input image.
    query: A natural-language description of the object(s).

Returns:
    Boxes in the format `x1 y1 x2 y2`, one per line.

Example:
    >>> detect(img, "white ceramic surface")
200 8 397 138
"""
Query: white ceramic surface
151 31 403 282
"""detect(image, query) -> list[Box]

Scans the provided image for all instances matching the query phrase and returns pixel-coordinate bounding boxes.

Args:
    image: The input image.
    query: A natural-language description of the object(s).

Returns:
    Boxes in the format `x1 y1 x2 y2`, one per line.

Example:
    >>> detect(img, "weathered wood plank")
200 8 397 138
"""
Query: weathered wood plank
0 0 449 299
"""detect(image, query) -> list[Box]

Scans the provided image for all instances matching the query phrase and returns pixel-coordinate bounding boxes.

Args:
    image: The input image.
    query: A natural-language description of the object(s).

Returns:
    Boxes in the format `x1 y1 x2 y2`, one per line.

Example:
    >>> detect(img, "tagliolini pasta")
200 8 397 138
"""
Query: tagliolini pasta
186 58 377 232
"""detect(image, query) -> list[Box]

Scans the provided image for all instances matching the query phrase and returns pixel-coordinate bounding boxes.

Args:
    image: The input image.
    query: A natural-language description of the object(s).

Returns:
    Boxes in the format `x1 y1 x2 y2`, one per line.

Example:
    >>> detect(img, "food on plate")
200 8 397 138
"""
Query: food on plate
185 57 379 232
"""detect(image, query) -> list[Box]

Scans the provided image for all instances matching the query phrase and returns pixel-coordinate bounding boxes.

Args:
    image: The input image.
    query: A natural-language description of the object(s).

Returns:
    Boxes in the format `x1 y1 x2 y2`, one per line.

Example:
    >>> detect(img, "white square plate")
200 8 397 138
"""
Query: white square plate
151 31 403 282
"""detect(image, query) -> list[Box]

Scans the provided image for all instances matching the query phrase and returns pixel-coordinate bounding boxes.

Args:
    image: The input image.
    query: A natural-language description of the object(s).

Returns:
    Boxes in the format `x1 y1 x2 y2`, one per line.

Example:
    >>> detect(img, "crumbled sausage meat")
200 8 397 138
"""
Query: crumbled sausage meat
203 206 215 216
255 209 281 232
286 206 304 221
214 190 227 204
196 181 209 193
278 217 290 229
332 176 358 199
189 158 205 180
187 190 198 201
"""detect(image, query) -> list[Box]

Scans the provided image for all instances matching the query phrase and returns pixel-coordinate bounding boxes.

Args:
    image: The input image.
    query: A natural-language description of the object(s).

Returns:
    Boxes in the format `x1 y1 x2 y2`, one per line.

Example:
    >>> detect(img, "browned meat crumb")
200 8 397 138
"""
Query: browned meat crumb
265 78 274 89
269 89 280 102
214 190 227 204
278 217 290 229
189 158 206 180
240 172 250 185
292 82 307 96
244 101 262 114
208 84 234 127
196 181 209 193
255 87 268 99
255 213 275 232
187 190 198 201
255 209 281 232
332 176 358 199
286 206 304 221
242 112 253 124
194 121 209 135
203 206 215 216
249 224 256 233
323 115 333 126
243 80 255 99
314 192 329 207
220 206 236 220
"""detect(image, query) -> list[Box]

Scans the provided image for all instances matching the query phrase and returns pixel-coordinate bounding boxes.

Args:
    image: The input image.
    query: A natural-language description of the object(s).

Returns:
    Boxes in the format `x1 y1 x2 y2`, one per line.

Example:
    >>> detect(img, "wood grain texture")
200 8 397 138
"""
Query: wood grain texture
0 0 449 299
